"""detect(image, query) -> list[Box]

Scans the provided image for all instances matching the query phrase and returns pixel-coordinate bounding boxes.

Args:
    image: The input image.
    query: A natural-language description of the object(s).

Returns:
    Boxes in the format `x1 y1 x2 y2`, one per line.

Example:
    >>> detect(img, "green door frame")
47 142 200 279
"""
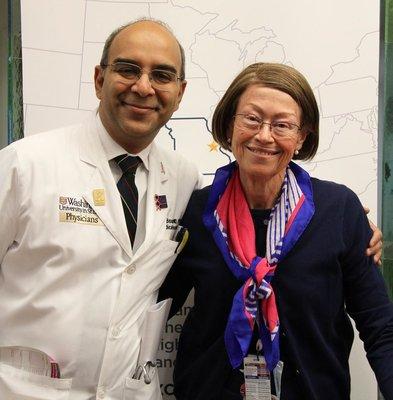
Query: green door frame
378 0 393 397
7 0 23 144
380 0 393 294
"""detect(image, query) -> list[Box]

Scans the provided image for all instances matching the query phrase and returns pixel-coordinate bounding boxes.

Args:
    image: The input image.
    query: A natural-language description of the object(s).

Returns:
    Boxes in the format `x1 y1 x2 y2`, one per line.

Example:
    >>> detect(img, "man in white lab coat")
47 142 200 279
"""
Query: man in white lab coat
0 19 202 400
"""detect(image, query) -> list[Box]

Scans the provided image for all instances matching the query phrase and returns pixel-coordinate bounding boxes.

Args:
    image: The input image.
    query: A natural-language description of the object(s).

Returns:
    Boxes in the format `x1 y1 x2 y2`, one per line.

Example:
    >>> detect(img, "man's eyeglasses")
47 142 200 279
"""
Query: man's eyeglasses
233 113 302 138
101 62 182 91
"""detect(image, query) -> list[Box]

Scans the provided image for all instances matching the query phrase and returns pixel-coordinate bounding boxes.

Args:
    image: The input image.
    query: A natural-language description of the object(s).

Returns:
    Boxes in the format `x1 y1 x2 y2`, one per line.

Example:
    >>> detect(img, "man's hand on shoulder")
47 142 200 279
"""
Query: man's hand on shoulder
364 207 383 266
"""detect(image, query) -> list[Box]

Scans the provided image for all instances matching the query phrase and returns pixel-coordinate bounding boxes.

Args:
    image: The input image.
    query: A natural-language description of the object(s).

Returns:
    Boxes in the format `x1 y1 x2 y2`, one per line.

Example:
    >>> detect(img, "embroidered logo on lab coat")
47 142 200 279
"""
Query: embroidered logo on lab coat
58 196 103 226
155 194 168 210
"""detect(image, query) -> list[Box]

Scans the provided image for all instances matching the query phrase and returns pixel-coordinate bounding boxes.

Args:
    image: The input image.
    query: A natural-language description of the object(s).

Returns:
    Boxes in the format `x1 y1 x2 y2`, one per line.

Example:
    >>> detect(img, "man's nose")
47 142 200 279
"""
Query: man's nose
130 72 155 97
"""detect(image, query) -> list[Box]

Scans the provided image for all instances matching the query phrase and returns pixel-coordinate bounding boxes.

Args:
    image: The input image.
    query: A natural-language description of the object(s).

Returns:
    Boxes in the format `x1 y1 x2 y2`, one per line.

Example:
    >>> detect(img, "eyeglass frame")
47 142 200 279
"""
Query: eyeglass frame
100 60 183 91
233 113 302 138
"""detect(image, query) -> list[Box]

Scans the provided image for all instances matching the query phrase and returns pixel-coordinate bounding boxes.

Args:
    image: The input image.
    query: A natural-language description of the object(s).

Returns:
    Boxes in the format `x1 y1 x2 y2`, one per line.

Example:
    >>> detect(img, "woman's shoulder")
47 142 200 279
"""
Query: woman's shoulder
310 177 361 208
311 177 355 196
189 185 212 204
181 185 211 223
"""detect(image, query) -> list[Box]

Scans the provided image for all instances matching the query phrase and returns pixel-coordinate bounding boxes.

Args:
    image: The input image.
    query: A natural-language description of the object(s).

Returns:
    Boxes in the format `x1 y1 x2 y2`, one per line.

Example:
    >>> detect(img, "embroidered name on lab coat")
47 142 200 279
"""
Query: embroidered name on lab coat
166 218 178 230
58 196 103 226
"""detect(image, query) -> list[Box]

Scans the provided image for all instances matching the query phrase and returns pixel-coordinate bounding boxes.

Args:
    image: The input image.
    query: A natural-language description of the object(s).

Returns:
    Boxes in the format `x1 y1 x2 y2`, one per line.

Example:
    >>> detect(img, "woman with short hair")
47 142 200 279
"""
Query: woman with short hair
159 63 393 400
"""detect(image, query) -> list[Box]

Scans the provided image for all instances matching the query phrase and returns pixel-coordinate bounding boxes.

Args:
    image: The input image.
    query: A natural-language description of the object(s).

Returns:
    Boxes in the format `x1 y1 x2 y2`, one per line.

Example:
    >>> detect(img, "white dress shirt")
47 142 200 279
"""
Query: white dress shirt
96 113 151 251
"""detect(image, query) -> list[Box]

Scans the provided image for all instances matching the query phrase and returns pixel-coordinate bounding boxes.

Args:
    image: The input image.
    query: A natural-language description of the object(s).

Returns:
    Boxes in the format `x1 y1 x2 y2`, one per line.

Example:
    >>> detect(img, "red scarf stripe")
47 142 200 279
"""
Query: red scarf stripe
284 194 305 235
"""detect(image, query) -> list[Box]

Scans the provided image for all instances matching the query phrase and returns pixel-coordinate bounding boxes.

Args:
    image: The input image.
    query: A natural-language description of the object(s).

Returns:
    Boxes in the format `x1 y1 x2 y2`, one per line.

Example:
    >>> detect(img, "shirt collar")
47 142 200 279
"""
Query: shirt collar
95 111 151 171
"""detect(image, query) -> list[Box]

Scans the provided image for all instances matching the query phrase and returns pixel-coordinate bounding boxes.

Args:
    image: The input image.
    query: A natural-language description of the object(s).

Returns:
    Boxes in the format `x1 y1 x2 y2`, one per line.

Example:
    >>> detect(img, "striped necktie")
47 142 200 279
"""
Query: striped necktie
114 154 141 247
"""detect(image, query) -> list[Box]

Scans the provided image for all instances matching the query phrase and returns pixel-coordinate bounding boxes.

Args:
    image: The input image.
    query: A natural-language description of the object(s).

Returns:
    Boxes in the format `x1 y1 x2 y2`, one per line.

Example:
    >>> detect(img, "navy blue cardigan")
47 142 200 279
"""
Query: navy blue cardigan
159 177 393 400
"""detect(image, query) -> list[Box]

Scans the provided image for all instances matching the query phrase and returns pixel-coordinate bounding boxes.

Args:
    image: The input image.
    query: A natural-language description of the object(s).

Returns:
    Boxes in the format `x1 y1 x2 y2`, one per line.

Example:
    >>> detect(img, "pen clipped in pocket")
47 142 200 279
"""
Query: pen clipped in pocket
173 225 189 254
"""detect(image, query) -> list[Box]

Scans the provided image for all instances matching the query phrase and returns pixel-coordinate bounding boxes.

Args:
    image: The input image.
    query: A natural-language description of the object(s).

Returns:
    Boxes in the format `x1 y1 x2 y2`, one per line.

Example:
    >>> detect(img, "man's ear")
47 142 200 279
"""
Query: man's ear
94 65 105 100
174 80 187 111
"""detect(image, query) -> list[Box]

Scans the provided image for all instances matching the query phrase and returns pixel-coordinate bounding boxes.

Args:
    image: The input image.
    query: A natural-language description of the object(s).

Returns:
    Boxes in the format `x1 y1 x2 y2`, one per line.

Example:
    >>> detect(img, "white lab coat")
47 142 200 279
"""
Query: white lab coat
0 115 202 400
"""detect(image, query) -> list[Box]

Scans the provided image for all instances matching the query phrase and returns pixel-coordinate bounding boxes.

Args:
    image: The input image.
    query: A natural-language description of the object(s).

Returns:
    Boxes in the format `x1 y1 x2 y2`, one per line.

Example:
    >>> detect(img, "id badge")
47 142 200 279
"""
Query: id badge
243 355 271 400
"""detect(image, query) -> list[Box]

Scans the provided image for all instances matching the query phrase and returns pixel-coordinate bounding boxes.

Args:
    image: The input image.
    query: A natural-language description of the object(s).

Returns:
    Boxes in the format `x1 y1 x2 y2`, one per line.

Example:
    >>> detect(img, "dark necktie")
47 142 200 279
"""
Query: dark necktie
114 154 141 247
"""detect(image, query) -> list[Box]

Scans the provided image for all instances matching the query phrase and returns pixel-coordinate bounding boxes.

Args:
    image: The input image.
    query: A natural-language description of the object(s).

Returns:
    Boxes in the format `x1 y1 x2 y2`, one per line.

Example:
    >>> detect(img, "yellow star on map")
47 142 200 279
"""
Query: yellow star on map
208 141 219 152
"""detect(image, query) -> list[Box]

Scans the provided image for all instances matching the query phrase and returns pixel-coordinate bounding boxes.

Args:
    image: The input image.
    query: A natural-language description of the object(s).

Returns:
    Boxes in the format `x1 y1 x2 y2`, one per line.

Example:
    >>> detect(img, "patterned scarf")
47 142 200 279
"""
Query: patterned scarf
203 161 315 371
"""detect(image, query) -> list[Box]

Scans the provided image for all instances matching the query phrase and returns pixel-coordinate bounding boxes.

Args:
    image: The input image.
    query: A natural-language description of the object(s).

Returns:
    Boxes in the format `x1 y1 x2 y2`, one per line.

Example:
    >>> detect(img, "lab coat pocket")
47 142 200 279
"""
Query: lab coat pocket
0 362 72 400
140 239 180 296
158 239 183 265
123 368 161 400
160 238 179 254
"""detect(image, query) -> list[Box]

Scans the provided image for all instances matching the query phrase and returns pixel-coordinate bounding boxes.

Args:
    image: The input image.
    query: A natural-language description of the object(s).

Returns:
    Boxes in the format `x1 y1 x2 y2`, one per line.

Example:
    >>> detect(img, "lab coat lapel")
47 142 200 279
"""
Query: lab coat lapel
78 116 132 258
134 144 169 258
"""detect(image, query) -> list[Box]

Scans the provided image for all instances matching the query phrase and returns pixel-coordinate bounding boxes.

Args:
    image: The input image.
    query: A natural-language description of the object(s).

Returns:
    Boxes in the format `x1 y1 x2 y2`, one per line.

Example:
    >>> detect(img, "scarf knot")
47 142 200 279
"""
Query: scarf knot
250 257 275 286
245 257 278 333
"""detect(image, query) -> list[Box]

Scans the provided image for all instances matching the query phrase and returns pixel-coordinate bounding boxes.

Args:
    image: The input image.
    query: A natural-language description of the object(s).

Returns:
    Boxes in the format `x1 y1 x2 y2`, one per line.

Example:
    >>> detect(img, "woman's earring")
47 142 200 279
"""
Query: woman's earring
294 149 299 155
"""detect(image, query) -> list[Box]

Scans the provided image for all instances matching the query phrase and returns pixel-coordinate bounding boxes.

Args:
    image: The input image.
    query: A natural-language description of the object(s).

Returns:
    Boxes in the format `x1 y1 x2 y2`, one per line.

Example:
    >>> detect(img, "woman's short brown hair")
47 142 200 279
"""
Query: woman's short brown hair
212 63 319 161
